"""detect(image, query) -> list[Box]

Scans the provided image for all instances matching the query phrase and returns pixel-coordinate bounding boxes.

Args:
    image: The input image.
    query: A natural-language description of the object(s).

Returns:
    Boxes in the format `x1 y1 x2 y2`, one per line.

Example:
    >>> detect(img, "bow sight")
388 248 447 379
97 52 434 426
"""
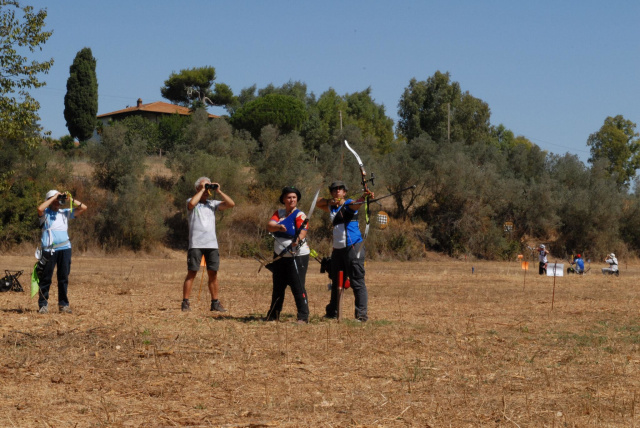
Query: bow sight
363 172 375 189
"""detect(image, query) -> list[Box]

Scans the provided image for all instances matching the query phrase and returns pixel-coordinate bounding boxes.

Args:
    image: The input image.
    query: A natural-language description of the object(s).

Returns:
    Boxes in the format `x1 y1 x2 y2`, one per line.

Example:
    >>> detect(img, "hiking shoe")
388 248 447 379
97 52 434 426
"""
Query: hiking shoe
210 300 227 312
181 300 191 312
38 305 48 314
58 305 72 314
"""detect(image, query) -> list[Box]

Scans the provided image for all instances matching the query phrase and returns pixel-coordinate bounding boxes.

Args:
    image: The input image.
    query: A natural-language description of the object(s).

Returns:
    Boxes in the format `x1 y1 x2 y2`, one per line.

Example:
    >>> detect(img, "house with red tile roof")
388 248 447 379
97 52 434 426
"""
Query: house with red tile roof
97 98 218 125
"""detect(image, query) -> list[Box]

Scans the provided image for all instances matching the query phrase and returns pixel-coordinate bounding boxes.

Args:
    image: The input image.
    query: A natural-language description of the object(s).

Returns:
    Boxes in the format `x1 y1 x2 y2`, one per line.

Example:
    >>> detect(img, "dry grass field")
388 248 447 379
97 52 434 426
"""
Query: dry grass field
1 253 640 427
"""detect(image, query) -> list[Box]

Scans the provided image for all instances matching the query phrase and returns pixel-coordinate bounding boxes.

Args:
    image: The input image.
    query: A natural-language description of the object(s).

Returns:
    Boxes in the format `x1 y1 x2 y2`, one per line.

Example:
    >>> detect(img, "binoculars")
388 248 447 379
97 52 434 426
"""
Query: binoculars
205 183 219 191
57 194 67 203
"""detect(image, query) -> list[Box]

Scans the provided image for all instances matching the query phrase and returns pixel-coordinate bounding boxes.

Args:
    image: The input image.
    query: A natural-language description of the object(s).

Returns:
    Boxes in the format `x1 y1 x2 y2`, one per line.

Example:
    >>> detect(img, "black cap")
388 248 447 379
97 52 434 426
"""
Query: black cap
328 180 348 191
279 186 302 204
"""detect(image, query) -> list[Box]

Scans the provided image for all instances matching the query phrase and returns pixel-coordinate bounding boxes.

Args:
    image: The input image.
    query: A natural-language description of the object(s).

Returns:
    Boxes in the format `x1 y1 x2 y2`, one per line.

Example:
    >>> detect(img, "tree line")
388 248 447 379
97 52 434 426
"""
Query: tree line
2 1 640 262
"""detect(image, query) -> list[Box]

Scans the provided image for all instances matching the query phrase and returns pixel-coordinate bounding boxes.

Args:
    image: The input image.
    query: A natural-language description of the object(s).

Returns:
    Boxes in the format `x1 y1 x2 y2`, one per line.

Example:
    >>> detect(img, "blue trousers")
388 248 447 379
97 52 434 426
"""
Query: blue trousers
38 249 72 308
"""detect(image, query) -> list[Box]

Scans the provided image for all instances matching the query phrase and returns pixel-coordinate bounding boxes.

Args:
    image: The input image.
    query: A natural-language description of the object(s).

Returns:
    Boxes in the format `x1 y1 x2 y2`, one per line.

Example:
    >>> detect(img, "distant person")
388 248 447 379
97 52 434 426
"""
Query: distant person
36 190 88 314
182 177 235 312
602 253 619 275
538 244 548 275
317 180 373 322
265 186 310 323
568 253 585 274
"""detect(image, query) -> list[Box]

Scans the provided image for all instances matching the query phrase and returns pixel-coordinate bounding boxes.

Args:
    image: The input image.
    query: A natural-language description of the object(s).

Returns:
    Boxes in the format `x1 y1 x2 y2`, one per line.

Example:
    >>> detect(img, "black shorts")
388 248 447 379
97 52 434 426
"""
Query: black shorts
187 248 220 272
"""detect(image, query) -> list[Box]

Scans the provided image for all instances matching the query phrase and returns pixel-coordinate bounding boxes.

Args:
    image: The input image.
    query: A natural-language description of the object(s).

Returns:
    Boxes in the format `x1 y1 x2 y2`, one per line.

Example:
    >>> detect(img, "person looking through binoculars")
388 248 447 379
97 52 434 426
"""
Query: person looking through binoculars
182 177 235 312
36 190 88 314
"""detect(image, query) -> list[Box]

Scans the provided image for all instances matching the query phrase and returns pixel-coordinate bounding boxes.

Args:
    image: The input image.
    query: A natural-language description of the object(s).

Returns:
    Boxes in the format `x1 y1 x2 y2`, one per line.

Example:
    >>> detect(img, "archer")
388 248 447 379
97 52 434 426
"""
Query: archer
264 186 311 323
317 180 373 322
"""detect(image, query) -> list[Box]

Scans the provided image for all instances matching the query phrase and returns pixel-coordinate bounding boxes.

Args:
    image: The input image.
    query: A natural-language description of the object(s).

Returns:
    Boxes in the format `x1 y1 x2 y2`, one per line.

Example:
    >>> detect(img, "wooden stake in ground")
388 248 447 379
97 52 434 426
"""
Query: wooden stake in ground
547 260 564 310
521 260 529 291
197 255 206 302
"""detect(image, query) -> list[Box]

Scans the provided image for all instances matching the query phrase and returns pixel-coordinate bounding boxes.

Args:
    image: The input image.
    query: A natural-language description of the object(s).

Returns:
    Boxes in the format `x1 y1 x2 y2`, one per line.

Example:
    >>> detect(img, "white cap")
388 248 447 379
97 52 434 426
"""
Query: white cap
610 253 615 258
45 190 59 200
539 244 545 249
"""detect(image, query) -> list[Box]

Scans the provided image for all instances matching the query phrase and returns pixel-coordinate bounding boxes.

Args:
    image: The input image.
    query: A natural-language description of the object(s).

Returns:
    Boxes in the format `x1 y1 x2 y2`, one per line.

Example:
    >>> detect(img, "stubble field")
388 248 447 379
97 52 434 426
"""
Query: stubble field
1 253 640 427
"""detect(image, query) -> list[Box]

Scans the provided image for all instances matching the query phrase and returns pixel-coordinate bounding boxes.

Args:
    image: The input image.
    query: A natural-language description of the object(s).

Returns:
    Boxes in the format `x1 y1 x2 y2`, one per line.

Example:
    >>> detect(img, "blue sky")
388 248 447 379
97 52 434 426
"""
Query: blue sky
27 0 639 162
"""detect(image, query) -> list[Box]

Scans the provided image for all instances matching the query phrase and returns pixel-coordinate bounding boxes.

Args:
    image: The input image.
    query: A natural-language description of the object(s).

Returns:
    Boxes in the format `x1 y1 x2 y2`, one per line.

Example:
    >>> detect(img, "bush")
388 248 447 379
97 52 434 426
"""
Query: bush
94 176 169 252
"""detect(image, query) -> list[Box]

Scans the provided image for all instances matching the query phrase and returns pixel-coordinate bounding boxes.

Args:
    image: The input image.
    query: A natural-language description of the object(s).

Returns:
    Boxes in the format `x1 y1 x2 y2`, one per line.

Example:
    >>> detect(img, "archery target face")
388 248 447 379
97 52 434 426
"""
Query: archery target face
376 211 389 229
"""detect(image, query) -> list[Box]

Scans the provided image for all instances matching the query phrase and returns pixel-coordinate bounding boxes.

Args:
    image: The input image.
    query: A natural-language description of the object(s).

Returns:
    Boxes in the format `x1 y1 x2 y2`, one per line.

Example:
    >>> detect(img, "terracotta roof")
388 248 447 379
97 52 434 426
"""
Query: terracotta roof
97 99 218 119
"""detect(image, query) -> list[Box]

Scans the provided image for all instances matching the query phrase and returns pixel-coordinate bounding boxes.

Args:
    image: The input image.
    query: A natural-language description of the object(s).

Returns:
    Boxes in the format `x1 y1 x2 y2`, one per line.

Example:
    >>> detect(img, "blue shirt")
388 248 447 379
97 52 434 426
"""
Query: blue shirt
329 199 362 249
40 208 74 250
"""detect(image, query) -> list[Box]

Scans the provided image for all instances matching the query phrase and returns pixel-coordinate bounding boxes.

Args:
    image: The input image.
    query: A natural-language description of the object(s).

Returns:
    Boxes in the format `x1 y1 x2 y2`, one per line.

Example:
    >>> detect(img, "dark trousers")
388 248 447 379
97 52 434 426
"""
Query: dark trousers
326 245 368 321
539 261 547 275
38 249 72 308
267 255 309 321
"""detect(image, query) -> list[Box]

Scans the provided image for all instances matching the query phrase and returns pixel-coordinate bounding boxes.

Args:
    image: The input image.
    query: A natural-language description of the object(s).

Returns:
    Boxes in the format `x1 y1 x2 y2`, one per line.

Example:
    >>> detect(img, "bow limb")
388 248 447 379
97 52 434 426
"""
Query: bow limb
344 140 371 258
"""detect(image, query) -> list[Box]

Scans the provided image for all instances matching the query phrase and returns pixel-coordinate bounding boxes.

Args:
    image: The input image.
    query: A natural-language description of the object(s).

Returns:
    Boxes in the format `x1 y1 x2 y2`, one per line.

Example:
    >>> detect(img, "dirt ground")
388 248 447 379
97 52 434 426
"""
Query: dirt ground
1 253 639 427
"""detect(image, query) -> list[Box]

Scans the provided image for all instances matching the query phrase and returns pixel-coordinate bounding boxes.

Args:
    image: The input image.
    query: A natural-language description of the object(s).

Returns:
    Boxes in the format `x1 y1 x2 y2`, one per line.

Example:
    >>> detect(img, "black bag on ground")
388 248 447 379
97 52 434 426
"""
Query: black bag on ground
0 270 24 292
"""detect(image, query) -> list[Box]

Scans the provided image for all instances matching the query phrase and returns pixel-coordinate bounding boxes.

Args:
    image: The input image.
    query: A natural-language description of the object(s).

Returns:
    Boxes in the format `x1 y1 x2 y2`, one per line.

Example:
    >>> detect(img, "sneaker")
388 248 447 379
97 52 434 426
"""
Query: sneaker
38 305 48 314
59 305 72 314
297 319 308 324
211 300 227 312
181 300 191 312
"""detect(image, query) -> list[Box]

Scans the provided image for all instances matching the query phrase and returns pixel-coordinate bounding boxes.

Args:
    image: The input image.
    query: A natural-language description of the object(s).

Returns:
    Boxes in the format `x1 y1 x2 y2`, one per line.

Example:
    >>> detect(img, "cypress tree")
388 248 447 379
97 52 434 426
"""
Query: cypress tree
64 47 98 142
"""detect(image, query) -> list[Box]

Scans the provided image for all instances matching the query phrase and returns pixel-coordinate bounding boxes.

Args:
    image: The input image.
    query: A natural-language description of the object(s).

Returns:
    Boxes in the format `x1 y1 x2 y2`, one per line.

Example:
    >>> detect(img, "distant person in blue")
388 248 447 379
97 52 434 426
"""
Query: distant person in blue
568 253 585 274
317 180 373 322
36 190 88 314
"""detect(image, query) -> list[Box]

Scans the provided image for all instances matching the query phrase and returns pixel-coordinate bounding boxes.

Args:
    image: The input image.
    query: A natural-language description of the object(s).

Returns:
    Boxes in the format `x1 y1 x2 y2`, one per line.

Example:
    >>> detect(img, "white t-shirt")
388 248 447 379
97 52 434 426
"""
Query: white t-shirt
39 208 73 250
538 250 548 263
187 198 222 249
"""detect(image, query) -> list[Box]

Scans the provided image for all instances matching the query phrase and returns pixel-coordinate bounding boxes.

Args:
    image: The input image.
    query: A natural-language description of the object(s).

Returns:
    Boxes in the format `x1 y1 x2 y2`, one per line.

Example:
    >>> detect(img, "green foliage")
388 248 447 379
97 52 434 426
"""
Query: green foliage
4 31 640 260
88 123 147 191
0 1 55 246
258 80 311 104
119 115 160 155
160 66 234 108
620 178 640 253
157 114 191 154
94 176 168 251
397 71 491 144
64 47 98 142
57 135 77 151
587 115 640 188
175 109 257 162
253 126 311 191
380 135 435 218
0 0 53 188
343 88 395 154
0 145 71 248
230 94 308 141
